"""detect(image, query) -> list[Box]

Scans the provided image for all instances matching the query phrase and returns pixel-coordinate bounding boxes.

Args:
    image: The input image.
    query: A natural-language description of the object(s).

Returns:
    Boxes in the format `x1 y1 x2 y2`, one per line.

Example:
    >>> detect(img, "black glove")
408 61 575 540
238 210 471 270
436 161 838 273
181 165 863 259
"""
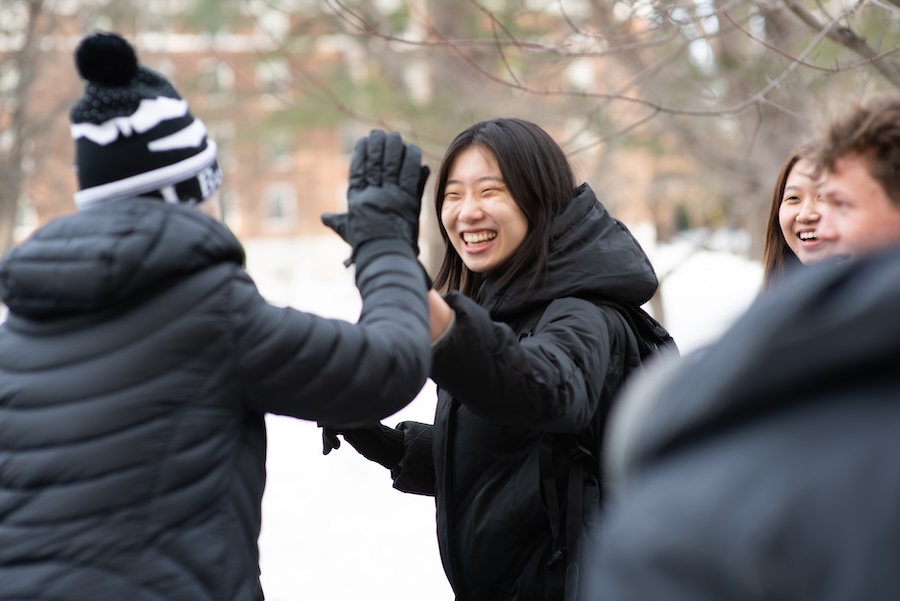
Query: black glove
322 129 430 266
321 424 405 470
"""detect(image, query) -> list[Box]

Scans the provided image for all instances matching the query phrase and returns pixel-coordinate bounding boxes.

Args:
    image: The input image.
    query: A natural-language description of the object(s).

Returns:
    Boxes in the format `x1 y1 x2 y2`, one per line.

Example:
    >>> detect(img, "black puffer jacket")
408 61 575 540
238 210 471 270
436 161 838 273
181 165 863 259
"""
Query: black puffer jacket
585 247 900 601
0 200 430 601
393 184 658 600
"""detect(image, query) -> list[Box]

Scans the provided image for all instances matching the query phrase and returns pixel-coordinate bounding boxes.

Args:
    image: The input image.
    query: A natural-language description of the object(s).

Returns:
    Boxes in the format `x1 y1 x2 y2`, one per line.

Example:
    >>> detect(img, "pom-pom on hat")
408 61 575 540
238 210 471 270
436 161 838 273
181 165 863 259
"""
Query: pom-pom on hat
69 31 222 209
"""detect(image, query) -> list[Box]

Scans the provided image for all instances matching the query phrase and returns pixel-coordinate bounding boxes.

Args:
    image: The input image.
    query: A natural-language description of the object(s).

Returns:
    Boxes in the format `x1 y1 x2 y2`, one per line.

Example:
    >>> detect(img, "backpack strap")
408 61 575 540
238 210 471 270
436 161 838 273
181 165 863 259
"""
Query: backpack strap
541 432 596 601
540 436 564 567
516 301 583 598
517 299 675 600
538 302 641 601
513 302 549 341
592 299 678 359
564 454 586 601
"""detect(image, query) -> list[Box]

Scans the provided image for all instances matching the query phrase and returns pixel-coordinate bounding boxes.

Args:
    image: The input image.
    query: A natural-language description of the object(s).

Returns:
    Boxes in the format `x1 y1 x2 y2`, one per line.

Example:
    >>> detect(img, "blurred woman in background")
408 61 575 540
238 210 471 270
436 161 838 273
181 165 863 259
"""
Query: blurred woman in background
762 144 833 289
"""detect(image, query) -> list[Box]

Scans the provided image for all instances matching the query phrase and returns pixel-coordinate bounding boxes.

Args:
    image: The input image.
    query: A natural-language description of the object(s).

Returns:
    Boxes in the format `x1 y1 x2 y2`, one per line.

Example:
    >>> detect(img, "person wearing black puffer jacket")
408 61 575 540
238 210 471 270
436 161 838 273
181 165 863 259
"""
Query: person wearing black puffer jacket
0 33 431 601
322 118 665 601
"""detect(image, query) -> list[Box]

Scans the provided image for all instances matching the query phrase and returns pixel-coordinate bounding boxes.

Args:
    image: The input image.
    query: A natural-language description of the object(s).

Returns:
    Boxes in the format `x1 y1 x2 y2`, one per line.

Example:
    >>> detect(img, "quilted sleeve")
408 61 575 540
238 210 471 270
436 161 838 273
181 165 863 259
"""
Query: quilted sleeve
431 292 629 433
232 238 431 426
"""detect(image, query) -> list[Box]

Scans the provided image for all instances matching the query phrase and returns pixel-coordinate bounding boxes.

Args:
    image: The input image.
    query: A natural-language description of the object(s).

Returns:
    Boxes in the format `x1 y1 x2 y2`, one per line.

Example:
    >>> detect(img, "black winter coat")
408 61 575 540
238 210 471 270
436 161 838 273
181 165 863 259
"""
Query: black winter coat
0 200 431 601
585 247 900 601
393 184 658 600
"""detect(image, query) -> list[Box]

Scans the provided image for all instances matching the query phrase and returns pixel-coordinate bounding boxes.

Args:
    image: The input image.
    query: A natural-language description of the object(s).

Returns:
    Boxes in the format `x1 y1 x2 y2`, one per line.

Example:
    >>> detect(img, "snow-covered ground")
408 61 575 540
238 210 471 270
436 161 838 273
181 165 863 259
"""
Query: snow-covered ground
247 230 764 601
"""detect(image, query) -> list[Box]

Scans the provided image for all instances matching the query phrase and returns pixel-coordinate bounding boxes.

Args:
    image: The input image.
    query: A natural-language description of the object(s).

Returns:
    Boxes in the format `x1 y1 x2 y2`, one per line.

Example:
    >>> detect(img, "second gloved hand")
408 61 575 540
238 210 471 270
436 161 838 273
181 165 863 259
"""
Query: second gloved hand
320 424 405 470
322 129 430 265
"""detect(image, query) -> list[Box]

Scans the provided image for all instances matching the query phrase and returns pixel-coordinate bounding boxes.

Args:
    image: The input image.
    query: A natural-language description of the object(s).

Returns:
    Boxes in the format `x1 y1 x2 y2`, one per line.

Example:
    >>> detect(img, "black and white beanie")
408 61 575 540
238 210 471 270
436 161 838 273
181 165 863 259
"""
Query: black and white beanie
70 31 222 210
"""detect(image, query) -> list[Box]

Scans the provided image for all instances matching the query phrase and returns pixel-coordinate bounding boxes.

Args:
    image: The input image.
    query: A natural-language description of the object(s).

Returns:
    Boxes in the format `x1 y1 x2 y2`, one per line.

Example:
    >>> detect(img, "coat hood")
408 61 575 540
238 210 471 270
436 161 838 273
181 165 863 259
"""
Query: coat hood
480 183 658 319
623 248 900 477
0 200 244 319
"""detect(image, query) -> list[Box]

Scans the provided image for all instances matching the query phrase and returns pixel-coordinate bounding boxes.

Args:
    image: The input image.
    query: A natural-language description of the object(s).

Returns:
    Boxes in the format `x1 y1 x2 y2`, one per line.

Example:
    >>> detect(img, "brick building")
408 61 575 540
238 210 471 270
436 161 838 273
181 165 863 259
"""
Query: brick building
6 17 361 245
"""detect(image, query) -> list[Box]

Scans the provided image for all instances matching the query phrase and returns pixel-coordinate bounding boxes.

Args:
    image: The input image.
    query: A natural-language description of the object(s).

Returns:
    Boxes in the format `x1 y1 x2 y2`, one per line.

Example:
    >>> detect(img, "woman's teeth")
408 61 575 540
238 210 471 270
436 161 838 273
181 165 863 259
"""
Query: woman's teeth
463 232 497 244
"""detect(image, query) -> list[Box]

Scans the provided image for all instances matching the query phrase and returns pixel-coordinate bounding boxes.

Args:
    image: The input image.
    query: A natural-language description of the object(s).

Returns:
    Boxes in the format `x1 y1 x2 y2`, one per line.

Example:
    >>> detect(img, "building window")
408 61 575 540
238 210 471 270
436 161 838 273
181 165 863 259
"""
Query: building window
261 129 294 171
0 66 20 97
14 194 37 243
148 57 176 81
198 58 235 106
206 121 236 172
0 129 14 154
257 9 290 41
256 57 291 107
219 186 241 233
262 183 297 232
339 123 366 157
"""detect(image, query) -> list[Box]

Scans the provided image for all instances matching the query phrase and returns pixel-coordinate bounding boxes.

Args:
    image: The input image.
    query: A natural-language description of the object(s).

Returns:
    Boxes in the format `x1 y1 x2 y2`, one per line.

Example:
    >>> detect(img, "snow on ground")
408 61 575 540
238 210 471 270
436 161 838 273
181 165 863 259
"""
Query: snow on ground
246 230 764 601
247 237 452 601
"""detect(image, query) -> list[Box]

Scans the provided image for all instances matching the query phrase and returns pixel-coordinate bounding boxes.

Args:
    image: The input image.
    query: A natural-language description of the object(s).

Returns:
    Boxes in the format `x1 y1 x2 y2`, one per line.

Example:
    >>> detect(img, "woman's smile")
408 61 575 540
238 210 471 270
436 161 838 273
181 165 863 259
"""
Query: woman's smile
462 230 498 251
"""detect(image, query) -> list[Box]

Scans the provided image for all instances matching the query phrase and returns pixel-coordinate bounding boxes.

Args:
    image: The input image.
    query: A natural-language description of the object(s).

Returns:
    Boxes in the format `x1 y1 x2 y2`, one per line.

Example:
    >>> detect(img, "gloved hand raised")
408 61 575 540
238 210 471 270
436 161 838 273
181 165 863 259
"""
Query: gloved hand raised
322 129 430 266
321 424 405 470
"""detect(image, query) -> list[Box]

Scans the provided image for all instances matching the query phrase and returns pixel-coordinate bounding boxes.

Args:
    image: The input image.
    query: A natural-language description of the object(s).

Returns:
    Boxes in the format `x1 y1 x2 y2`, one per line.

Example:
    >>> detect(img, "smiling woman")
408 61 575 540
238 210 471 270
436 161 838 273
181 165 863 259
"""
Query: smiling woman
762 144 834 290
778 157 831 266
322 118 668 601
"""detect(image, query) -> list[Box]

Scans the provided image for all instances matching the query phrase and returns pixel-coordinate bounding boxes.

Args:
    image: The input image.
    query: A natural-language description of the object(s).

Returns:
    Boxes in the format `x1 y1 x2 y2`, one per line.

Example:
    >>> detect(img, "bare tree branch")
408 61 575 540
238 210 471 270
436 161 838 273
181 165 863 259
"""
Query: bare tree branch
782 0 900 87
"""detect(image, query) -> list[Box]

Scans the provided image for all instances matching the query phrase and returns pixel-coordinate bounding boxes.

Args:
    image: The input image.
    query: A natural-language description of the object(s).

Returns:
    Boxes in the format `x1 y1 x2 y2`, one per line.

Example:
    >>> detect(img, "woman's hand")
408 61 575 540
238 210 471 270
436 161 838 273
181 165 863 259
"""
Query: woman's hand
428 289 455 343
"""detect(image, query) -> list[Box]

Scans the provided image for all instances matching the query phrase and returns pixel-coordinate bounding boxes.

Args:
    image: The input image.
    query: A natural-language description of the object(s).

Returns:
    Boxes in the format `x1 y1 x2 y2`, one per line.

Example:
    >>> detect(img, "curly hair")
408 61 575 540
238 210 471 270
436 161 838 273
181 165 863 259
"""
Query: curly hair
809 94 900 207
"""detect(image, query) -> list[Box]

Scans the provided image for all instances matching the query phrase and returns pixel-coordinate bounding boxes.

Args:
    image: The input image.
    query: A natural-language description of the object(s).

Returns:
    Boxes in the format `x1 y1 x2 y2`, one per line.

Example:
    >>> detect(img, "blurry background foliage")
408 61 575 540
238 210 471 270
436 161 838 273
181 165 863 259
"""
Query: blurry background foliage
1 0 898 293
